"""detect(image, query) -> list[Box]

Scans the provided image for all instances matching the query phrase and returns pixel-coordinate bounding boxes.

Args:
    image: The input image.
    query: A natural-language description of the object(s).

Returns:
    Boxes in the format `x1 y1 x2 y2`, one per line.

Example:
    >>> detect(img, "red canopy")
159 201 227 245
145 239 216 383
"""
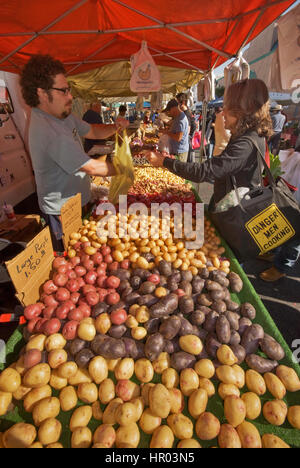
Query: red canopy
0 0 295 75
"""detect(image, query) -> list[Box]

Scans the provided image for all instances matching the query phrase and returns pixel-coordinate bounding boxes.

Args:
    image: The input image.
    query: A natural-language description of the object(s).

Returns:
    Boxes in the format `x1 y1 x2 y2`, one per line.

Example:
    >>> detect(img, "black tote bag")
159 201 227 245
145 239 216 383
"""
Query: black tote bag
210 136 300 261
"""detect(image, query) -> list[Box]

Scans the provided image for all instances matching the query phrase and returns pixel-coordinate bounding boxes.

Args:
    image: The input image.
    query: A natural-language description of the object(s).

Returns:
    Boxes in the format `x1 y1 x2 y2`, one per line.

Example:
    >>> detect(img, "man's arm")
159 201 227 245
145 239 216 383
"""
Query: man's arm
81 158 116 177
164 129 183 142
83 123 118 141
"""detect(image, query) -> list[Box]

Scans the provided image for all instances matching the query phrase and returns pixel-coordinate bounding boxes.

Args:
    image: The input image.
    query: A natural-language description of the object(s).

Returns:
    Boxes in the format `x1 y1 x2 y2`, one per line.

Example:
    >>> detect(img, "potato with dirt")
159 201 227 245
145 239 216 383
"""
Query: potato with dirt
170 352 196 372
241 324 264 355
144 333 165 362
245 354 278 374
159 316 181 340
150 294 179 318
228 272 243 293
259 334 285 361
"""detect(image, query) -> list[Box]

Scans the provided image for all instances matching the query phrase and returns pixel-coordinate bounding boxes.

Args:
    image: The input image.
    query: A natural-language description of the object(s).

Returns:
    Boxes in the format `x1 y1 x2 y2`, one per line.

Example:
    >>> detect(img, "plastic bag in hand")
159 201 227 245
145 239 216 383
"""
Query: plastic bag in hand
108 131 135 205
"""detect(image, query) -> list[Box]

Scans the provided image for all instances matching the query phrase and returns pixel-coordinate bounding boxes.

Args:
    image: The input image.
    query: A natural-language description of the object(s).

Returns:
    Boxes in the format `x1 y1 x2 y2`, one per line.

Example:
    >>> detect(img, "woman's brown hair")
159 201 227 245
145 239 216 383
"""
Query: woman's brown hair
224 78 273 139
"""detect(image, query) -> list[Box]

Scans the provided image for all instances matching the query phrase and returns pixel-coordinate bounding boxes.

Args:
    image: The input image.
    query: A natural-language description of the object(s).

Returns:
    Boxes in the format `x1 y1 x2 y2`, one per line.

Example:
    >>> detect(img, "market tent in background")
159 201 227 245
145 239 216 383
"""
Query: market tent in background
0 0 296 77
68 61 201 99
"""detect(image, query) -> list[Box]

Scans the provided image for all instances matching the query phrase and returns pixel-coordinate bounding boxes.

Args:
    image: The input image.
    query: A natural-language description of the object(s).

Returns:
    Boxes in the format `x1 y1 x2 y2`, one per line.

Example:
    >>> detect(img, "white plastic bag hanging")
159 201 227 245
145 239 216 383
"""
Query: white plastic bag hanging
197 71 215 102
130 41 161 93
224 53 250 89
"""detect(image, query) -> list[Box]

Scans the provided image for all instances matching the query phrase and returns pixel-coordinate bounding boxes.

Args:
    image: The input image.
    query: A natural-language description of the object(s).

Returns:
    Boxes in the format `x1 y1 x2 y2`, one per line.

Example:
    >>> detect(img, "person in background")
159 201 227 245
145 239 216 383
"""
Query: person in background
213 106 231 156
143 110 151 124
82 100 104 153
205 108 216 159
176 92 196 163
268 104 286 155
20 54 127 252
115 105 129 128
161 98 190 162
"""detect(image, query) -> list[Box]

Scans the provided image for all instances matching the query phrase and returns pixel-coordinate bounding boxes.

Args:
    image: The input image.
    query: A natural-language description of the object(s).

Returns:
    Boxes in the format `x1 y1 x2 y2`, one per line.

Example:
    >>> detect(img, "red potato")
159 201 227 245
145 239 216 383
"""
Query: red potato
43 280 58 295
43 318 61 336
27 317 41 333
43 306 57 319
55 288 71 303
66 279 81 293
108 262 119 272
82 284 96 296
77 277 85 289
53 273 68 287
104 254 113 264
106 276 121 289
75 266 87 277
43 295 59 309
70 292 81 304
82 241 91 249
110 309 127 325
120 260 130 270
69 256 81 267
67 269 77 280
98 262 108 271
24 303 43 320
77 303 91 318
73 242 81 251
101 246 111 256
92 252 103 265
174 289 186 297
115 380 139 402
68 308 84 322
23 349 42 369
96 275 107 288
55 304 70 320
52 257 68 270
82 259 94 271
97 289 108 302
63 300 76 312
106 292 120 306
148 274 161 285
86 291 100 306
85 271 98 285
62 320 79 340
56 264 69 275
34 317 49 334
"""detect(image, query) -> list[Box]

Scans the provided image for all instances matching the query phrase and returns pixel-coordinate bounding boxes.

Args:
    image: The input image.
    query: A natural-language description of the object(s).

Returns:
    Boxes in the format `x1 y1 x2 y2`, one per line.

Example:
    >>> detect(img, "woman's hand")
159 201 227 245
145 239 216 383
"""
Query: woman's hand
146 151 166 167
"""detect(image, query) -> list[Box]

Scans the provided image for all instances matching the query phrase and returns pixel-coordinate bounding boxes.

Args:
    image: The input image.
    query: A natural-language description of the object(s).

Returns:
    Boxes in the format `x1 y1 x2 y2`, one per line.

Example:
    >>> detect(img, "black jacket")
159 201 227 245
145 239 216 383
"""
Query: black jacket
163 130 265 204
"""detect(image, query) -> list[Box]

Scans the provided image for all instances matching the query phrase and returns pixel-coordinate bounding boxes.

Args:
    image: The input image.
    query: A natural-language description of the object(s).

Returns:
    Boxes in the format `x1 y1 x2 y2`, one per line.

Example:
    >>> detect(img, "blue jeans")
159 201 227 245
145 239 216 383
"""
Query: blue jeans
274 237 300 273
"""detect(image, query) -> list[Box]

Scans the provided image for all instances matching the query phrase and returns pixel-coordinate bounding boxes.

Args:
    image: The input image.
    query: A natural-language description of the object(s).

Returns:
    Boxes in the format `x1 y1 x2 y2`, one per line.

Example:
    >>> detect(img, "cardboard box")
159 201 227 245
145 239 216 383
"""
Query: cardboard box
5 226 54 307
61 193 82 251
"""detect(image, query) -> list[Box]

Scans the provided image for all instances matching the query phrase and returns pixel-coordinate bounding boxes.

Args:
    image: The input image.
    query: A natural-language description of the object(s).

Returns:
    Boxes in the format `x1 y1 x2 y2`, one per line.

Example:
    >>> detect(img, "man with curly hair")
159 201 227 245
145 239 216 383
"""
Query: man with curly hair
20 54 126 251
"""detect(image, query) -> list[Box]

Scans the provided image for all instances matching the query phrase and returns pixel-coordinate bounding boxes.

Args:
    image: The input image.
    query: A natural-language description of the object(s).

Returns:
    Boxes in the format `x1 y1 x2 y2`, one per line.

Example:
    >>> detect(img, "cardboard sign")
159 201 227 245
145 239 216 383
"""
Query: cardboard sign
5 227 54 306
245 203 295 254
61 193 82 251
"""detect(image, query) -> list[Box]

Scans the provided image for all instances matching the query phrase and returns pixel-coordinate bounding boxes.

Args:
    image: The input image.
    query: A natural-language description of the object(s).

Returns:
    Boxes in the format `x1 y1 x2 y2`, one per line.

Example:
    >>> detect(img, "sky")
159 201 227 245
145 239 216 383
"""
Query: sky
214 0 300 78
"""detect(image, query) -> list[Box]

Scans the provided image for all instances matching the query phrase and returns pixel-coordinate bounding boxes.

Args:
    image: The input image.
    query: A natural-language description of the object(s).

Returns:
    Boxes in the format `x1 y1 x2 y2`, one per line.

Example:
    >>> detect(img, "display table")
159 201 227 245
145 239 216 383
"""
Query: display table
0 214 41 243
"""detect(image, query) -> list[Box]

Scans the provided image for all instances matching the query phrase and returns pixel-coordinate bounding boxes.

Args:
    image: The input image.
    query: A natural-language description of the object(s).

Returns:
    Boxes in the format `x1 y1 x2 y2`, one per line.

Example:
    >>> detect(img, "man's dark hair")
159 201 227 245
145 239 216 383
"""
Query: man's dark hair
119 105 127 114
20 54 66 107
176 92 188 104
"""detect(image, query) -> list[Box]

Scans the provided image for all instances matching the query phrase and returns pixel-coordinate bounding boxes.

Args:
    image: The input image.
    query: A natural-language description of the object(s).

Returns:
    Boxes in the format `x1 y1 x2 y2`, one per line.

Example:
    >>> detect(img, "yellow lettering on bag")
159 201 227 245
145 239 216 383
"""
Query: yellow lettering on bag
245 204 295 253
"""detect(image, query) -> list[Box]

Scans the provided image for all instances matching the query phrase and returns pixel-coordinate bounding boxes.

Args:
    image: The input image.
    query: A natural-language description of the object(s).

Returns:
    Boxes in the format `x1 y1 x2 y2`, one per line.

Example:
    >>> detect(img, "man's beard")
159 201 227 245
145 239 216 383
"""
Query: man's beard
61 107 72 119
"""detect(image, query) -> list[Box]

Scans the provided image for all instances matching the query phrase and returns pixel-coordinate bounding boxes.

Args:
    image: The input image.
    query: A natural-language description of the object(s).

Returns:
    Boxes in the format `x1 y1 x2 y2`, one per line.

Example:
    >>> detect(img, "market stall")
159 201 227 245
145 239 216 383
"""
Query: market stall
0 0 299 450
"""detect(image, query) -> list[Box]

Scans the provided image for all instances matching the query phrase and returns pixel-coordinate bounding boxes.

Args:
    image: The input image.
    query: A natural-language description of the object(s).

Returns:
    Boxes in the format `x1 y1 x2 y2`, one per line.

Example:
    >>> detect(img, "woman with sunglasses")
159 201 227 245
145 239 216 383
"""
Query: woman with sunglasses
20 54 127 252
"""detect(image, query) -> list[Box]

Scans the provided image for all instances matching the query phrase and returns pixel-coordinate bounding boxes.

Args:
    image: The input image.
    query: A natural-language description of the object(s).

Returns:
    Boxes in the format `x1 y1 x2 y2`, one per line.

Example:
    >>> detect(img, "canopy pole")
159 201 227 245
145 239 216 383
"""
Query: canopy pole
148 46 205 73
66 38 118 75
199 101 208 162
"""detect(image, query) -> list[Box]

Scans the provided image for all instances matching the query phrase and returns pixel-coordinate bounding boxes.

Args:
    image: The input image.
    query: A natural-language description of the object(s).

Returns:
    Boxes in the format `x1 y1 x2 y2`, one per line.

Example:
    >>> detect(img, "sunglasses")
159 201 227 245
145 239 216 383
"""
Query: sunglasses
50 86 72 96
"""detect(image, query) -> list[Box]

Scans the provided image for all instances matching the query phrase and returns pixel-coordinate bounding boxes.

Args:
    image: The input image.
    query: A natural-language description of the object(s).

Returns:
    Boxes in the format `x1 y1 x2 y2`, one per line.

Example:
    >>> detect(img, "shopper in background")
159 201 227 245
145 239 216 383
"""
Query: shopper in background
20 54 127 252
213 106 231 156
269 104 286 155
143 110 151 124
161 98 190 162
82 100 104 153
176 92 196 163
205 108 216 159
146 78 273 217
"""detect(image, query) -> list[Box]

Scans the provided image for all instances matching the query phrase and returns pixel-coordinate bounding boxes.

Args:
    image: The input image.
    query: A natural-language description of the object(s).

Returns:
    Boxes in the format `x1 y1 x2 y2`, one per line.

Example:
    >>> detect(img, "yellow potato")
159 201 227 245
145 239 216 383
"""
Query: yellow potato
94 424 115 448
198 377 215 397
68 368 92 386
152 352 171 374
23 385 52 413
177 439 202 448
115 402 138 426
195 412 221 441
106 358 121 372
0 432 4 448
180 368 199 396
32 396 60 427
49 369 68 391
263 400 287 426
116 423 140 448
98 378 115 405
130 397 144 421
179 335 203 355
167 414 193 440
88 356 108 384
276 365 300 392
262 434 290 448
91 401 103 421
28 442 43 448
218 381 240 400
57 361 78 380
217 345 238 366
236 421 262 448
241 392 261 420
168 388 184 414
161 368 179 389
46 442 63 448
77 322 96 341
218 424 242 448
224 395 246 428
0 391 12 416
194 359 215 379
188 389 208 419
0 368 21 393
114 358 134 380
38 418 62 446
141 383 155 406
71 427 92 449
14 356 26 376
69 405 92 432
22 364 51 389
59 385 78 412
12 384 31 401
149 384 171 418
264 373 286 400
287 406 300 429
150 425 174 448
26 334 46 352
3 423 37 448
102 398 123 425
245 370 266 396
45 334 66 352
216 365 238 386
139 408 162 434
77 382 98 404
232 365 245 389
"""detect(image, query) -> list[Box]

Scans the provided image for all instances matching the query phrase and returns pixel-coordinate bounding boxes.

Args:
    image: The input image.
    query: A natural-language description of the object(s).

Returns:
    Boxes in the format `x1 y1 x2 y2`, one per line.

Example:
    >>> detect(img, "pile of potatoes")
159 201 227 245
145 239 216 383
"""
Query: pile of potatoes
70 215 229 276
1 334 300 448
